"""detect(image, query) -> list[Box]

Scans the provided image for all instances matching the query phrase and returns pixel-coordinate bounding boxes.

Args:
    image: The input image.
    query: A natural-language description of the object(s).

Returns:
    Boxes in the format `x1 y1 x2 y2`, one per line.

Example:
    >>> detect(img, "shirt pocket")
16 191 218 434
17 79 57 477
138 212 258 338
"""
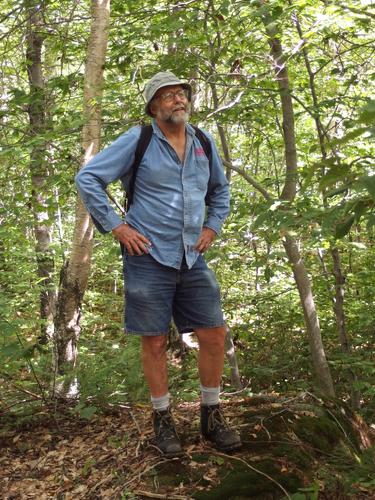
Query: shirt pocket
195 157 210 191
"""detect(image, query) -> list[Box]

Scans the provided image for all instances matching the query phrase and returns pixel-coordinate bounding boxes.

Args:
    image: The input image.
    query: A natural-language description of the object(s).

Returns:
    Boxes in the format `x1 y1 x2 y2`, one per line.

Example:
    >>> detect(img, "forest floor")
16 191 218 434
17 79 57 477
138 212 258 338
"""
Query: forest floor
1 394 374 499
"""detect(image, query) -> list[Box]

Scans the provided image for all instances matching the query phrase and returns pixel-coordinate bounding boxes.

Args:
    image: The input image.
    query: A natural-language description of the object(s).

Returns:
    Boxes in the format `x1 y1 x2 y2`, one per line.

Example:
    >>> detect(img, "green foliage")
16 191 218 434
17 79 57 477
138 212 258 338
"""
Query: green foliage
64 317 149 408
288 482 319 500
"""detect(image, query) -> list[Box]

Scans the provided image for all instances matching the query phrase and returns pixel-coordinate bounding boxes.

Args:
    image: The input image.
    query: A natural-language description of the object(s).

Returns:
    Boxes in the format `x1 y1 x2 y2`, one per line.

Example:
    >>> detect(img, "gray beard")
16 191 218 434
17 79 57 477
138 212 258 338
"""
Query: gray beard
168 111 189 125
156 103 191 125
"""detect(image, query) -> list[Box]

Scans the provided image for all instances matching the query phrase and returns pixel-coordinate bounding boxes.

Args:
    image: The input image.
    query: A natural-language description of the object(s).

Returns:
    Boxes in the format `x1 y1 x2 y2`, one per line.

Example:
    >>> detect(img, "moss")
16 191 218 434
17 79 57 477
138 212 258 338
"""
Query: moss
193 459 302 499
241 417 296 448
145 460 201 487
191 453 211 464
293 414 342 453
272 444 312 471
321 398 371 453
242 406 291 422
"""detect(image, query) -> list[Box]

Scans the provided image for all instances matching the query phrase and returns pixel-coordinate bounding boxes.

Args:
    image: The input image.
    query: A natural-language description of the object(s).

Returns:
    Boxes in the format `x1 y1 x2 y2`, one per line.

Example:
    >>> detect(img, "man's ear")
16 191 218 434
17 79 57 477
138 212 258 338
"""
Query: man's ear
149 100 157 117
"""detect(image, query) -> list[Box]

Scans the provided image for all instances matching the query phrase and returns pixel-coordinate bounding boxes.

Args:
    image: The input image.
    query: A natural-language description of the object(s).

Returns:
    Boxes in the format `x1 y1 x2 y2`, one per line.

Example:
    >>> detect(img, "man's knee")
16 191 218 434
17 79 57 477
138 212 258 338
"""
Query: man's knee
195 326 226 349
142 335 167 358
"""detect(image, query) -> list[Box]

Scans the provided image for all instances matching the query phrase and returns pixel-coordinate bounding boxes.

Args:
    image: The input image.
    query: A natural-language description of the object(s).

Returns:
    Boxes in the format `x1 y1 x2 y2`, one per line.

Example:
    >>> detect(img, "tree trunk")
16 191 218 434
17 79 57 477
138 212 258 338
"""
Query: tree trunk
25 0 56 343
263 18 296 202
54 0 110 378
292 9 358 404
331 248 348 353
210 82 232 182
208 80 242 385
200 5 242 387
331 248 360 408
260 2 335 396
225 328 242 390
283 236 335 396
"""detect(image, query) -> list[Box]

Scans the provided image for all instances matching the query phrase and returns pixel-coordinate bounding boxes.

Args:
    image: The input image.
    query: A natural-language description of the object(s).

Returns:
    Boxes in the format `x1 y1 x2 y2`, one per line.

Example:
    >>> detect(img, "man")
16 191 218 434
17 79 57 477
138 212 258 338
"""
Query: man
76 71 241 456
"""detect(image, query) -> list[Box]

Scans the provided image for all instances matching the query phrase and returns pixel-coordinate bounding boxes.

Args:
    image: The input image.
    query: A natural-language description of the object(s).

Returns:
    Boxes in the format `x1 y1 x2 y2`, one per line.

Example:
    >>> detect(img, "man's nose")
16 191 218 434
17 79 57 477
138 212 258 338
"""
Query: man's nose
173 93 185 102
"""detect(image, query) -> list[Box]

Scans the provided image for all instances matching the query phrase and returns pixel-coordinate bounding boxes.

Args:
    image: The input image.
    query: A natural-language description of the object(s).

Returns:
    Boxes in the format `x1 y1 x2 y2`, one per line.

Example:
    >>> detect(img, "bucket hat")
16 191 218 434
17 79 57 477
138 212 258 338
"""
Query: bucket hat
144 71 192 117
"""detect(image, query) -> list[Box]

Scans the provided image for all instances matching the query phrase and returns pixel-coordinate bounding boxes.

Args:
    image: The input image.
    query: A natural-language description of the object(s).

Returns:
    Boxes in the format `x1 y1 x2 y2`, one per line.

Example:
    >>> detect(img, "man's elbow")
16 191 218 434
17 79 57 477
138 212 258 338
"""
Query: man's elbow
75 169 88 192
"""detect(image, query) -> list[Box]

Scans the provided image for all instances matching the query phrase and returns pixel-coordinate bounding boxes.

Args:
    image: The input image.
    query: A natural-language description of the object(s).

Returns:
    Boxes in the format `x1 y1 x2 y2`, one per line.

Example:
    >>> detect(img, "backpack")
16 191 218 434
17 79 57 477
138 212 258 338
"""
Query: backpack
125 124 212 211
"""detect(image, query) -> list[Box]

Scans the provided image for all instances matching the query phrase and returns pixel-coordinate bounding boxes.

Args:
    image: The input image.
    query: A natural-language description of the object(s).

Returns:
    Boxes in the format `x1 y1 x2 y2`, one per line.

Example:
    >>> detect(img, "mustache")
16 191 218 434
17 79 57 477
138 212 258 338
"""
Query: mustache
172 105 186 112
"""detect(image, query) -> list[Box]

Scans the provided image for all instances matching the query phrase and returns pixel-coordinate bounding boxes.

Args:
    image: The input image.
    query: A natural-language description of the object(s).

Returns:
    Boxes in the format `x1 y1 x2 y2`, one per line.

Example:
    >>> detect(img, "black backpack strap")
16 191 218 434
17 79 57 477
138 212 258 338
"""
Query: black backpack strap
191 124 212 163
125 124 153 211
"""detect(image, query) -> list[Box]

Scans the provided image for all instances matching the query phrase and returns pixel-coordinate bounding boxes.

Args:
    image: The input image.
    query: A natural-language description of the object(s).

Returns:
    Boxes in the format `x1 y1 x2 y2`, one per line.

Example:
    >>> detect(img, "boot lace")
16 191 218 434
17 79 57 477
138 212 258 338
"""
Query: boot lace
207 407 230 434
155 410 179 440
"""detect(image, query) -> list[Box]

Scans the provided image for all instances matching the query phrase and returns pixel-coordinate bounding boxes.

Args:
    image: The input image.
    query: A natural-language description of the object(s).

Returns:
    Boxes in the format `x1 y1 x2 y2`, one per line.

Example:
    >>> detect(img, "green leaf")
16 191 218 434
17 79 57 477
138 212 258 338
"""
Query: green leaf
252 211 271 230
0 320 17 336
358 99 375 124
210 455 225 465
335 214 356 239
353 199 369 221
358 175 375 201
2 342 22 359
21 344 38 360
366 214 375 229
336 127 368 144
78 405 98 419
319 163 350 190
289 494 308 500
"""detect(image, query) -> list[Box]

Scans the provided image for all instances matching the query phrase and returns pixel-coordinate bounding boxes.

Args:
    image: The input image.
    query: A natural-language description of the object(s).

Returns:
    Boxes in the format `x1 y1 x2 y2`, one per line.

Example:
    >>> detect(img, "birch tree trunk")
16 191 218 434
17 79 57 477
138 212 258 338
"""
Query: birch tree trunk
225 327 242 389
25 0 56 343
261 2 335 396
54 0 110 378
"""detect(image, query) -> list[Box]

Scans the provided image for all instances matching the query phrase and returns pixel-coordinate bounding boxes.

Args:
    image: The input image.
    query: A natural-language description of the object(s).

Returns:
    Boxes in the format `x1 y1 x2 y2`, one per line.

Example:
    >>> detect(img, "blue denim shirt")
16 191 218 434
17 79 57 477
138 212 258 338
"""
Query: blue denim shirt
75 121 230 269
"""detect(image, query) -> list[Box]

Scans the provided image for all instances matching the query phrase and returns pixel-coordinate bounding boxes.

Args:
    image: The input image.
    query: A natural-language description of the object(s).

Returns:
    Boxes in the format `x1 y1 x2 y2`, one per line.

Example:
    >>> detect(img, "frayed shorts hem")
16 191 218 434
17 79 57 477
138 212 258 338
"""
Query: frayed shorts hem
178 322 226 334
125 329 168 337
125 322 226 337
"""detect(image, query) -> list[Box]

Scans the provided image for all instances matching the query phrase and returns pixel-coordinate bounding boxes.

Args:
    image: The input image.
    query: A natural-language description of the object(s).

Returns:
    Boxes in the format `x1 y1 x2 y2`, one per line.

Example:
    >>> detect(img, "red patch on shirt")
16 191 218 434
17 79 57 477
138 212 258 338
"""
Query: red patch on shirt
195 147 205 157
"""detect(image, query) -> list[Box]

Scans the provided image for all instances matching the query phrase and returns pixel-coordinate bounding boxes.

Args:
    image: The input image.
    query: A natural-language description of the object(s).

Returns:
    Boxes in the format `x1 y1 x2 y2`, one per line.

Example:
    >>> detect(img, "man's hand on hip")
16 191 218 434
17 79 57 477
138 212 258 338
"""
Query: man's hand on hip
194 227 217 253
112 223 151 256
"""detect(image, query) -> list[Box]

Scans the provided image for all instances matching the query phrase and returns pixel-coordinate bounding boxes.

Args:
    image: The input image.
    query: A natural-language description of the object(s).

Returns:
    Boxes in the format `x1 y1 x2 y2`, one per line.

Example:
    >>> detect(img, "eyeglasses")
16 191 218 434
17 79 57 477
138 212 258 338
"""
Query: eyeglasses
157 89 188 103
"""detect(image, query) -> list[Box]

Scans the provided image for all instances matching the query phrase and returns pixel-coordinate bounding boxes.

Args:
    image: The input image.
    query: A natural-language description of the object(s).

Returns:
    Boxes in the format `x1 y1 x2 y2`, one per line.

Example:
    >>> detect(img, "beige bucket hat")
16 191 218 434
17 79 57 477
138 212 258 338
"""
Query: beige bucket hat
144 71 192 117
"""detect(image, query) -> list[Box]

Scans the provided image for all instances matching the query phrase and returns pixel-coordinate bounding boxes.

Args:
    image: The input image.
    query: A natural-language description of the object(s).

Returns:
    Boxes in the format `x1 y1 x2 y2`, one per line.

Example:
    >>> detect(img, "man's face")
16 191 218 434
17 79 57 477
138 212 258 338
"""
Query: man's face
151 85 191 125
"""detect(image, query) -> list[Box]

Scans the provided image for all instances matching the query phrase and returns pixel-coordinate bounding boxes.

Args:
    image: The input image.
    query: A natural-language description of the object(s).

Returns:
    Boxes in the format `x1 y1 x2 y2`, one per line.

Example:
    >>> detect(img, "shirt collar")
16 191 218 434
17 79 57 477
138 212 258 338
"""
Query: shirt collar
151 120 195 140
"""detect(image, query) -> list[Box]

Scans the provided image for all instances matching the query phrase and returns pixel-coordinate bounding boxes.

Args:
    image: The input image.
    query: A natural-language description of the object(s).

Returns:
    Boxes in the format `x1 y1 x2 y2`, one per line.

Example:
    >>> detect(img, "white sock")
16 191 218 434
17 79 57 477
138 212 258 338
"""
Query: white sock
151 392 170 411
200 385 220 406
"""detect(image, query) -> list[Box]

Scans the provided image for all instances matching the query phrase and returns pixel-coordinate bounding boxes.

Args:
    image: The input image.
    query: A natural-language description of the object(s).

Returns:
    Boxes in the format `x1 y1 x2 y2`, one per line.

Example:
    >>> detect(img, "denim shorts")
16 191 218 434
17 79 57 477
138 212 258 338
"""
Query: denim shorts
123 253 225 336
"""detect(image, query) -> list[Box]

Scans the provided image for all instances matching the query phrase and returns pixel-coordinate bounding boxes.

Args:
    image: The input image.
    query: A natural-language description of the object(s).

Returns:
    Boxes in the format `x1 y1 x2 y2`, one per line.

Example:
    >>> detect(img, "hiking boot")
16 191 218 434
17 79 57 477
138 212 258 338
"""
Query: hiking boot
153 407 182 456
201 404 242 452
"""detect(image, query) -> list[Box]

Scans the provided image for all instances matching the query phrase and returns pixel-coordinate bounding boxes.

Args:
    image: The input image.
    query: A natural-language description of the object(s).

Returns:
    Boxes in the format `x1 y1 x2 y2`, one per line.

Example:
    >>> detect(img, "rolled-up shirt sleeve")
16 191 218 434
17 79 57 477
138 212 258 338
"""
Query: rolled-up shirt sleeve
203 132 230 235
75 126 141 234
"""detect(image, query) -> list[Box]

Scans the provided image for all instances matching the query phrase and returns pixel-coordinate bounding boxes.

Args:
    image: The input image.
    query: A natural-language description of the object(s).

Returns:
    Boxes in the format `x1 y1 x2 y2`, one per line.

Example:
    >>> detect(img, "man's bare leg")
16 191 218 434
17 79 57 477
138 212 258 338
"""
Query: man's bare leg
141 335 168 397
195 326 226 387
195 325 242 451
141 334 182 456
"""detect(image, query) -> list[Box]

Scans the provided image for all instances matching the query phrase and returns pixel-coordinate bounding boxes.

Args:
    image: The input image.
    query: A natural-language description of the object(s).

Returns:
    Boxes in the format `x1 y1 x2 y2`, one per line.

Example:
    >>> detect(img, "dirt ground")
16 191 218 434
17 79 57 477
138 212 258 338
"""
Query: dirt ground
1 395 374 499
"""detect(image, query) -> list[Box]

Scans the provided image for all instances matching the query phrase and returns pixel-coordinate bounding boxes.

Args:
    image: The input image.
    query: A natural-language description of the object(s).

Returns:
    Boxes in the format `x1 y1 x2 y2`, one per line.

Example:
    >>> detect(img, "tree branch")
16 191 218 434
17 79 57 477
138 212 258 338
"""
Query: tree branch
222 159 273 201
